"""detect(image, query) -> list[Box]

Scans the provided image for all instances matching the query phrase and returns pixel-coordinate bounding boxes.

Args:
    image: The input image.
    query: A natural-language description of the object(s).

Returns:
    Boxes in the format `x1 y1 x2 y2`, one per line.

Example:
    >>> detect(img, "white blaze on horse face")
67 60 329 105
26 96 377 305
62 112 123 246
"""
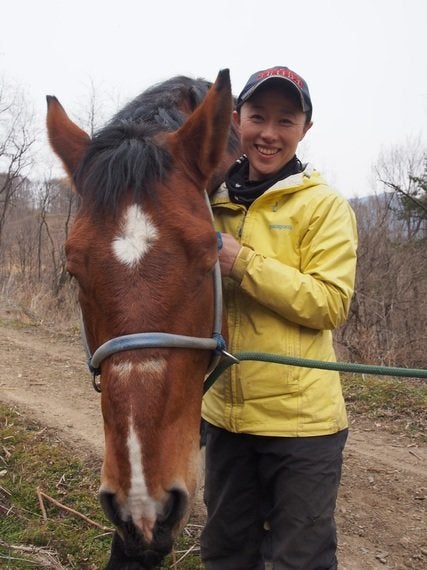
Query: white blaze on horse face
124 421 158 542
113 204 158 267
110 359 167 542
111 359 167 382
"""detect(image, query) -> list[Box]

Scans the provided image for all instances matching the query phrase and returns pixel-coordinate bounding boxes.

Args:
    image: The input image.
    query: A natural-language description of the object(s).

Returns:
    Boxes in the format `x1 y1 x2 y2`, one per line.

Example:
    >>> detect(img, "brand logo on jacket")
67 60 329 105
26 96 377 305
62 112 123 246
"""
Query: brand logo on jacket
269 224 293 230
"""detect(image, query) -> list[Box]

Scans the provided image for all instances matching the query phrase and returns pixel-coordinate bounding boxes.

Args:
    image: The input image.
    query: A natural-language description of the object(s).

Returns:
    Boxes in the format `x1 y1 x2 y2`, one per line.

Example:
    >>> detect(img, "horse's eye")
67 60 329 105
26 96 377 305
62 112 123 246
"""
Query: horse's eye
66 262 76 280
66 254 84 282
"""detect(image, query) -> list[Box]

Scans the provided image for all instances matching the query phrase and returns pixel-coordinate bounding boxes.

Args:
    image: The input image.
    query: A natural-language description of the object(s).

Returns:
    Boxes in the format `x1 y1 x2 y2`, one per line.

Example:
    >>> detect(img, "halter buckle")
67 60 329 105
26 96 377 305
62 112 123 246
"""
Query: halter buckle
92 373 102 393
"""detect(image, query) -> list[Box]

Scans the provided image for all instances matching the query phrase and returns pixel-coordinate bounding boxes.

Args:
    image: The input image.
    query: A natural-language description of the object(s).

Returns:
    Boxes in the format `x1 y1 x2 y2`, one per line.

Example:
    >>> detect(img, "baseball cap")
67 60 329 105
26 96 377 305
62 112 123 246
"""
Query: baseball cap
236 66 312 116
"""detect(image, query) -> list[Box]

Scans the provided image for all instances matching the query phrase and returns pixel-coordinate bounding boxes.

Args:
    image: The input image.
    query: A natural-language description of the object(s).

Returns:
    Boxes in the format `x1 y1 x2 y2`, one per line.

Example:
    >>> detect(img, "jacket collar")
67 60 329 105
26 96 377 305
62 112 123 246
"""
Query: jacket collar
211 162 317 206
225 155 304 206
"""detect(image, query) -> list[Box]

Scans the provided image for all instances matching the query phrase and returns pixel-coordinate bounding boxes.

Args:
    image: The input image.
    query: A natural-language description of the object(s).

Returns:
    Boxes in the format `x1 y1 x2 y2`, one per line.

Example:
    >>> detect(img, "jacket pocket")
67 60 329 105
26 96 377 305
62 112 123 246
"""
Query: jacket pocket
238 325 301 400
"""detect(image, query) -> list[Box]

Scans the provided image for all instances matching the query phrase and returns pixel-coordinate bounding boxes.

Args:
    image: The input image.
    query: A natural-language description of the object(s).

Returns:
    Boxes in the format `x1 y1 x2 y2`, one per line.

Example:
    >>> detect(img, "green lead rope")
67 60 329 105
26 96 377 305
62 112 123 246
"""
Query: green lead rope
204 352 427 394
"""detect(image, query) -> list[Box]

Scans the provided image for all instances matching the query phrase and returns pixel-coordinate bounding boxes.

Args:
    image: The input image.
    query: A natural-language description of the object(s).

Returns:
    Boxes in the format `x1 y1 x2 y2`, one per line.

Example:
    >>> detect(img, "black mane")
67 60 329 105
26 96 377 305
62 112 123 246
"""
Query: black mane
74 76 215 213
114 75 213 128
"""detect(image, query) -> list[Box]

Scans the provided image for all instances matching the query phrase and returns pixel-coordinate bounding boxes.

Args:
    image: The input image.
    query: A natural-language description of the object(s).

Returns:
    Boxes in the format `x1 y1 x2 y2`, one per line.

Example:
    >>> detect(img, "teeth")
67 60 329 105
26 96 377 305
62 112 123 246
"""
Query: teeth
257 146 277 156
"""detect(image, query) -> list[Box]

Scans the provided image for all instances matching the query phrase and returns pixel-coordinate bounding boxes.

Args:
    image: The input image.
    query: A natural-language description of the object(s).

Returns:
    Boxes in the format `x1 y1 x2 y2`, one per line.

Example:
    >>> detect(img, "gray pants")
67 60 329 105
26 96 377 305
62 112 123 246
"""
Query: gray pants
200 424 347 570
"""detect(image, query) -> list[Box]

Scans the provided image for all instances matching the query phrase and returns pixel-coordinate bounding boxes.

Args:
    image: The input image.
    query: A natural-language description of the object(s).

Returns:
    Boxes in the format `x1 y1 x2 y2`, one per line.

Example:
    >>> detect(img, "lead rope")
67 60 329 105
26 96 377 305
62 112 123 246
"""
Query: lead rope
203 351 427 394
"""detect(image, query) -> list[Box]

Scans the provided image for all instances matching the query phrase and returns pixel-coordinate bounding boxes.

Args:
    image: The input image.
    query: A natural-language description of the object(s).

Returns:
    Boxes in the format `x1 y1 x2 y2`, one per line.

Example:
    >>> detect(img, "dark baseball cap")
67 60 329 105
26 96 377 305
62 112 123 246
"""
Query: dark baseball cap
236 66 312 116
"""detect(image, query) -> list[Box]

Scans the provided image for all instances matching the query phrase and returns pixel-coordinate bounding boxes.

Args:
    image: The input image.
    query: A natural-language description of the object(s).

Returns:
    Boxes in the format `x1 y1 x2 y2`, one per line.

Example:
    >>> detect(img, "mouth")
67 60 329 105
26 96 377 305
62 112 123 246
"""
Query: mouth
255 144 280 157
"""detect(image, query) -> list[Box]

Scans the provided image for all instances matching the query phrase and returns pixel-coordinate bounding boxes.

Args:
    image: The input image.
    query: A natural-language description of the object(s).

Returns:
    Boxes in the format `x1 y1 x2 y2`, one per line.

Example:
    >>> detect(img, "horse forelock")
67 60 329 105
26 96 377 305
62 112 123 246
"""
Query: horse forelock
73 76 240 215
74 123 172 215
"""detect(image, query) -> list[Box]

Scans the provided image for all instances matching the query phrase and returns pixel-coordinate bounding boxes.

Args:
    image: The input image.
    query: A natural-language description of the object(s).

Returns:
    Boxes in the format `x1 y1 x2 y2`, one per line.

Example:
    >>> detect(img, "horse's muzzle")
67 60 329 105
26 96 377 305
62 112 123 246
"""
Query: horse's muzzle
101 488 188 569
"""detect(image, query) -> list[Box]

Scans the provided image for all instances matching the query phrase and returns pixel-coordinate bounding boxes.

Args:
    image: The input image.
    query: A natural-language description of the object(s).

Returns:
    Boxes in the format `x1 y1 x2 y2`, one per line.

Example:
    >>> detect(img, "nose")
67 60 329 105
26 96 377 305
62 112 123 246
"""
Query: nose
260 120 278 142
100 486 188 539
101 488 189 568
101 487 190 569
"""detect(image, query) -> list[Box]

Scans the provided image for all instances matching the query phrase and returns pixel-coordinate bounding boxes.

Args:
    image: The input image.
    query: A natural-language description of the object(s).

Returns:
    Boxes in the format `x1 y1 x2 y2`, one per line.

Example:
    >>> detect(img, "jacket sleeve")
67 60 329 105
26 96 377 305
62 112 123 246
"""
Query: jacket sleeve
230 195 358 330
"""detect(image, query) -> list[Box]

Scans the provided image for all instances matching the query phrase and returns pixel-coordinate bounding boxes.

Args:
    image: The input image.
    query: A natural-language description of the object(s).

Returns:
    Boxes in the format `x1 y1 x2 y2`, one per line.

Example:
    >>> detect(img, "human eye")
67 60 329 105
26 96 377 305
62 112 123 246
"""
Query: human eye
279 117 294 126
249 113 264 123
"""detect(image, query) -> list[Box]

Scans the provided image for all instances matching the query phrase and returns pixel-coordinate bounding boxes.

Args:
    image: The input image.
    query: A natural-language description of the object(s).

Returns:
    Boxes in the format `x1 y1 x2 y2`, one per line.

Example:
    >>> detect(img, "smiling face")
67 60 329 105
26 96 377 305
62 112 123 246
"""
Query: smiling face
234 83 313 181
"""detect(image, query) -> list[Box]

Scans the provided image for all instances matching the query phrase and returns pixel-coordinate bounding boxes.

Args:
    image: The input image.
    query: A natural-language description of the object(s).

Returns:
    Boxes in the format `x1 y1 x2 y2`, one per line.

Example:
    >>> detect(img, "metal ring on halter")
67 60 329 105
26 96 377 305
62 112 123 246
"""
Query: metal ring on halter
92 372 102 393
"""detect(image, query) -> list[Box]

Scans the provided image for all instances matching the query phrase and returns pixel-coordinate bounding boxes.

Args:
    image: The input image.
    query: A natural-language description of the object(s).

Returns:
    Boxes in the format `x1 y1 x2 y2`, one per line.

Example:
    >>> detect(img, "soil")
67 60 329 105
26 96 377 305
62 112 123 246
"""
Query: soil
0 312 426 569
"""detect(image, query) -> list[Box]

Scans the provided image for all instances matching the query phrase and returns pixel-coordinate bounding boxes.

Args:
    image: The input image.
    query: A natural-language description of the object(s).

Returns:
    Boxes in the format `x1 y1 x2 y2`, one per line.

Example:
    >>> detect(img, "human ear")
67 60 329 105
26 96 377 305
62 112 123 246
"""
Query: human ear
300 120 313 140
232 109 241 128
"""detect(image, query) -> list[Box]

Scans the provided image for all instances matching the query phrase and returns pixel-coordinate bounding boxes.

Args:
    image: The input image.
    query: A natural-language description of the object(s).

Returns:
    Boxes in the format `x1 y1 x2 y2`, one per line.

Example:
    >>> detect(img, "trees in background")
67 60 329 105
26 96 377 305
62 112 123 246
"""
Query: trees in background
376 137 426 239
336 141 426 368
0 79 36 251
0 76 79 321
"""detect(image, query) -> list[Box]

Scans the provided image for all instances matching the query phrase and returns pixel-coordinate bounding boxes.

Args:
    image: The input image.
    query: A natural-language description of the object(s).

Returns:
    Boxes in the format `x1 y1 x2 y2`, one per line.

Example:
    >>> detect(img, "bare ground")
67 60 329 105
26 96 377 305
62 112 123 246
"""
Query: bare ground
0 313 426 569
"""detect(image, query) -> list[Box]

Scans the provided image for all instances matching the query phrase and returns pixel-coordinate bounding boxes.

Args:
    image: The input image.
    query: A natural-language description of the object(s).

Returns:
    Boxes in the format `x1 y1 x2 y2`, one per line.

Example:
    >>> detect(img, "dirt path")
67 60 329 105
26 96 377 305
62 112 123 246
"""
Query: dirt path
1 320 426 569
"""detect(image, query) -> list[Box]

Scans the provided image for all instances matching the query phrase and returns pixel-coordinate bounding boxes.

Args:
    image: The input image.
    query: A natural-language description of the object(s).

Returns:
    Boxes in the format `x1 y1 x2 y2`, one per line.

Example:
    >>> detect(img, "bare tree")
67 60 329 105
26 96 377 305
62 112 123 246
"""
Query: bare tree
375 137 426 239
0 78 36 250
336 140 427 368
36 177 77 295
75 77 123 136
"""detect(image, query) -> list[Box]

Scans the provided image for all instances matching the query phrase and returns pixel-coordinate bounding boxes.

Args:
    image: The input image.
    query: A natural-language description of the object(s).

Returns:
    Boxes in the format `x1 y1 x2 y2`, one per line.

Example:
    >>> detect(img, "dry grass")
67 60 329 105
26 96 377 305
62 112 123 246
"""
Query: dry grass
0 404 204 569
1 277 80 332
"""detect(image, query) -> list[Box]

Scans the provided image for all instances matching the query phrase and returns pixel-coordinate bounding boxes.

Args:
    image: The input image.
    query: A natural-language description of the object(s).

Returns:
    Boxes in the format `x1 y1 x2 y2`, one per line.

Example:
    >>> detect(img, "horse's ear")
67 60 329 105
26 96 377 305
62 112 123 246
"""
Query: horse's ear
46 95 91 180
170 69 233 192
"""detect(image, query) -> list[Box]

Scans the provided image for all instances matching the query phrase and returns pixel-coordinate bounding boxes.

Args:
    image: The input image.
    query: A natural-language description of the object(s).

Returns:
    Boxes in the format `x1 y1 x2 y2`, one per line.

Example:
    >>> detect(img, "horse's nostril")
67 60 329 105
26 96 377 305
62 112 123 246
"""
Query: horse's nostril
160 488 188 526
100 491 122 527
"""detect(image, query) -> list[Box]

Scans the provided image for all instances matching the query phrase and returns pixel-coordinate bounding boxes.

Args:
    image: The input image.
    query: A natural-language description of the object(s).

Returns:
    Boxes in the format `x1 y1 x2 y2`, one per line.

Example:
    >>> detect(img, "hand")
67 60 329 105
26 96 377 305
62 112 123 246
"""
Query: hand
218 233 241 276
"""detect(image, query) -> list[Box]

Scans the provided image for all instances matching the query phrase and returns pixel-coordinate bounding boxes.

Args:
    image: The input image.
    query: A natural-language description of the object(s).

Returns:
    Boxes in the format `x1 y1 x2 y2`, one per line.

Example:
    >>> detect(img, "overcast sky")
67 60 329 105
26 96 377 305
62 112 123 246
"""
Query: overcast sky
1 0 426 198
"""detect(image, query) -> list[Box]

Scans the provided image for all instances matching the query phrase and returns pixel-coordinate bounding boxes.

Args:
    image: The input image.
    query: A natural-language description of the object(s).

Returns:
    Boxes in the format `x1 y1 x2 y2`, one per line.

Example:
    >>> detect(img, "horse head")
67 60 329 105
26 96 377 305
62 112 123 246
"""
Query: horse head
46 70 239 569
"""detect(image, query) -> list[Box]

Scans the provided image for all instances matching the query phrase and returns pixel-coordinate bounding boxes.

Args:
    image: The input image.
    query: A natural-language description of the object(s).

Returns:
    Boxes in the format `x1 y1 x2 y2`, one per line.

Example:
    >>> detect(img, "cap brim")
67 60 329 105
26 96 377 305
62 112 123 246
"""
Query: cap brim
238 76 309 112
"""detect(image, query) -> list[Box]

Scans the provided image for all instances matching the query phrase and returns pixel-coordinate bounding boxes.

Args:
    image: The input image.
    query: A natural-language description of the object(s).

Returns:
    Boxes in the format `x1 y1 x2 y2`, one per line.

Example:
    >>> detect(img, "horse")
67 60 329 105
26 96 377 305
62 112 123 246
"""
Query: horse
46 69 241 569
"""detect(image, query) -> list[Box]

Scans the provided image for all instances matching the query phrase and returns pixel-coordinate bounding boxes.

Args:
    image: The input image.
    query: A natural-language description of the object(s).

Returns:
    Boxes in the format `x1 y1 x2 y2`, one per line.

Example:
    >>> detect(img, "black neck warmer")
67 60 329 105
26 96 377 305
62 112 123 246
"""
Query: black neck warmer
226 155 303 206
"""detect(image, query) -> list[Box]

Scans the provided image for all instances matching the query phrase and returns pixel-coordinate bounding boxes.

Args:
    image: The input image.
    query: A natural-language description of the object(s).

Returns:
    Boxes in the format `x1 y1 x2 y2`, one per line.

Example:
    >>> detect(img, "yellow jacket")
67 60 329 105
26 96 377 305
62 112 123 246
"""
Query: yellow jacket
202 165 358 436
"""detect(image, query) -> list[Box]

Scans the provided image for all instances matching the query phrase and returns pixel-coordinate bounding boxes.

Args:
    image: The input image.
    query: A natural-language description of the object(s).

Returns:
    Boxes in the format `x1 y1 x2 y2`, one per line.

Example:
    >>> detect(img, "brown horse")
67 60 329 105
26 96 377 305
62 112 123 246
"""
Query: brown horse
46 70 240 569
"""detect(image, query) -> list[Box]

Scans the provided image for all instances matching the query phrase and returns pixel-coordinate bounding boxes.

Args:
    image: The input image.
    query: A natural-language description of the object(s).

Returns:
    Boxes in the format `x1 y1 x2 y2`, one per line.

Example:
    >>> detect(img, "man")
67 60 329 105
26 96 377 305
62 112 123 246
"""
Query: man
201 66 358 569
